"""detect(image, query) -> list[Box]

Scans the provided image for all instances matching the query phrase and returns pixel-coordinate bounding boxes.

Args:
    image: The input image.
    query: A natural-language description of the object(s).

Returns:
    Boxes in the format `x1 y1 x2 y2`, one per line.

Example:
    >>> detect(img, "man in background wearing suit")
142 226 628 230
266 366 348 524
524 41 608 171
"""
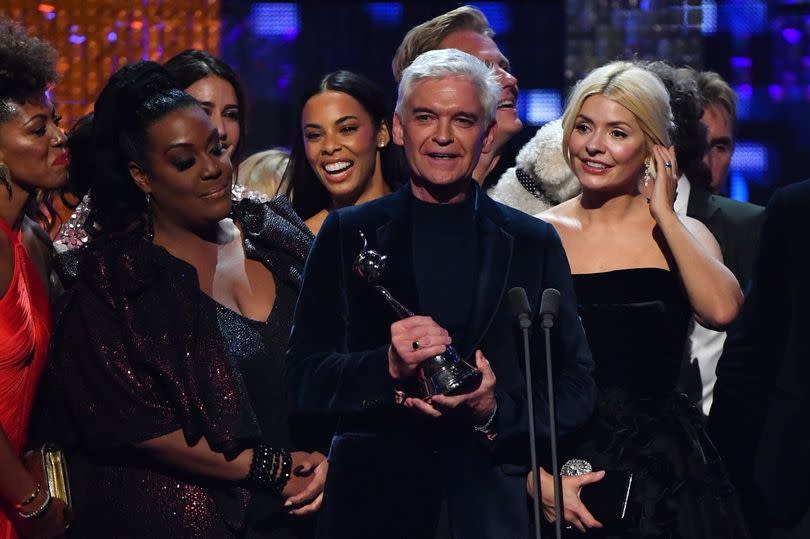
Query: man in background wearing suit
711 180 810 538
677 71 764 417
698 72 778 537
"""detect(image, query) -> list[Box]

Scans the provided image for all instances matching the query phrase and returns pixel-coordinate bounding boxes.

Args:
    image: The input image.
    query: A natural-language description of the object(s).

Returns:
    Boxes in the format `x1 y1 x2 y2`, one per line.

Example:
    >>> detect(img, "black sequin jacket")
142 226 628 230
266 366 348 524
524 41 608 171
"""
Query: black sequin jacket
40 196 314 538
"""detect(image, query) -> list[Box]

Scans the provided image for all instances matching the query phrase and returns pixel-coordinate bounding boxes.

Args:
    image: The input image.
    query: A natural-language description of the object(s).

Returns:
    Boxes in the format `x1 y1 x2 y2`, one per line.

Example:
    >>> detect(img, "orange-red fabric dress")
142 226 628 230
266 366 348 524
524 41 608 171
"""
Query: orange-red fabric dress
0 219 51 539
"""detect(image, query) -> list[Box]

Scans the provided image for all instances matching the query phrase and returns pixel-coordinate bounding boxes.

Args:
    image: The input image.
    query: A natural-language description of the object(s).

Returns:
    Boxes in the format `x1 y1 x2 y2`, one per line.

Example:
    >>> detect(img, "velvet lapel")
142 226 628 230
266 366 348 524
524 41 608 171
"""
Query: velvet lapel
373 184 421 315
456 186 514 360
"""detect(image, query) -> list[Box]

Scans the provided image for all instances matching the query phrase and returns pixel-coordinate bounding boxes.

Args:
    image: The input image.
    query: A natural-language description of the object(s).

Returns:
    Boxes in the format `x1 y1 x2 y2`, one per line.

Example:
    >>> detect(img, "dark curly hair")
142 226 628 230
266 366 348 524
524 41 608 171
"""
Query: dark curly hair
164 49 246 163
0 17 60 228
86 61 198 236
641 61 712 188
0 17 58 122
283 70 404 221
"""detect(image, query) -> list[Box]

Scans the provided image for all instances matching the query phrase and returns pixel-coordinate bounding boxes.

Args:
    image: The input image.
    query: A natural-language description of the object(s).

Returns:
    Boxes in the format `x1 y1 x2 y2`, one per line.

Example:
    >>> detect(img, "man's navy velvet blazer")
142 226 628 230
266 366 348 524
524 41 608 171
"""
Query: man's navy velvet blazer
286 182 595 538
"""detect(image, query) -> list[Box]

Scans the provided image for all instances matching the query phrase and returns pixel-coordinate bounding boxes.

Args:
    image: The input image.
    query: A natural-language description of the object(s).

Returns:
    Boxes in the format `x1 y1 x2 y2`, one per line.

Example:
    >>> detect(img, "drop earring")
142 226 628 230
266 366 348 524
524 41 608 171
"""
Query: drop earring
642 158 654 188
0 163 11 200
144 193 154 242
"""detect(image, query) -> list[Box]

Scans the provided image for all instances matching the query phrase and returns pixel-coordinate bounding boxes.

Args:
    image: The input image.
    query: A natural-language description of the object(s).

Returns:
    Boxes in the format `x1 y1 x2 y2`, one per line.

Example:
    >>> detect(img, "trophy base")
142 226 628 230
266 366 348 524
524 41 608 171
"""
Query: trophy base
418 347 483 398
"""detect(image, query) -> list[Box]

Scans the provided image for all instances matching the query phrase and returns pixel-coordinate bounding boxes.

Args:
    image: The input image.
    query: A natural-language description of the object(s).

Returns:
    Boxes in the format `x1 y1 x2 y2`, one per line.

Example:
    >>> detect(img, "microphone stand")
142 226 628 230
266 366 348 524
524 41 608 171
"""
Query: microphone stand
542 312 563 539
518 313 543 539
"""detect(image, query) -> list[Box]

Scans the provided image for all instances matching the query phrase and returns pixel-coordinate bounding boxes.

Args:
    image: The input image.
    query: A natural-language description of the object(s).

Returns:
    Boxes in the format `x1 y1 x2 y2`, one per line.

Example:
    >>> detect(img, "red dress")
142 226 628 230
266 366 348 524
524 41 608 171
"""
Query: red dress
0 219 51 539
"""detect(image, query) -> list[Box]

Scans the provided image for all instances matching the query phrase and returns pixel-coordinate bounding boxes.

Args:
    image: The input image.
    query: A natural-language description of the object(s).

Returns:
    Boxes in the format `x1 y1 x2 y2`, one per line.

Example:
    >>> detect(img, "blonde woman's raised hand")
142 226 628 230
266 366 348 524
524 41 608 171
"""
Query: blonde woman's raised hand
648 144 679 222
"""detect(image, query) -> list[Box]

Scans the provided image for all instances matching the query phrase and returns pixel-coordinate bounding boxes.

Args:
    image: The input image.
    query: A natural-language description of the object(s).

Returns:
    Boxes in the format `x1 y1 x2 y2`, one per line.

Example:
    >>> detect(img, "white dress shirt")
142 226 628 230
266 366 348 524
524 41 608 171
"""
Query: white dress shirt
675 175 724 415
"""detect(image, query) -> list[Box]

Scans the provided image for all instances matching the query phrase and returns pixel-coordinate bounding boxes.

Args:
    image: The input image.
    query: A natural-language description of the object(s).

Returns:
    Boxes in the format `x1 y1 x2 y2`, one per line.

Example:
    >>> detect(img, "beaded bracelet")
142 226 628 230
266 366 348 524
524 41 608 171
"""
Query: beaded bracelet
277 448 292 491
17 490 51 520
246 444 293 493
13 482 41 510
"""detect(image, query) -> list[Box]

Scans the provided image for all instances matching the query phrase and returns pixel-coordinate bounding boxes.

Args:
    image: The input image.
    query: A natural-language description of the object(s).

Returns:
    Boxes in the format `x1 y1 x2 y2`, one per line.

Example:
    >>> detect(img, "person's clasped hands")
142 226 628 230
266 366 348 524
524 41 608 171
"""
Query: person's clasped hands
388 316 497 428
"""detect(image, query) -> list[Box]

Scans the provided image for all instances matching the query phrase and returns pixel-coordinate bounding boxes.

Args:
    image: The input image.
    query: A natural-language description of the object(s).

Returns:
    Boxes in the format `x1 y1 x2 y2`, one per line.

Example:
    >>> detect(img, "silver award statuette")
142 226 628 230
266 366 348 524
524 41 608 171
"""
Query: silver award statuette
353 231 482 398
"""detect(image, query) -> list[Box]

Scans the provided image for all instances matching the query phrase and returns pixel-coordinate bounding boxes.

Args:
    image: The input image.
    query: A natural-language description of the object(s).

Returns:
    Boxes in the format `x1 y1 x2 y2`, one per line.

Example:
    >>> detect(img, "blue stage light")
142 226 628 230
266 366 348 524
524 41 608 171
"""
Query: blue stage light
519 89 562 126
471 3 511 34
734 84 753 120
782 27 802 45
251 3 300 39
731 142 768 175
702 0 717 34
366 3 403 25
729 172 750 202
718 0 767 35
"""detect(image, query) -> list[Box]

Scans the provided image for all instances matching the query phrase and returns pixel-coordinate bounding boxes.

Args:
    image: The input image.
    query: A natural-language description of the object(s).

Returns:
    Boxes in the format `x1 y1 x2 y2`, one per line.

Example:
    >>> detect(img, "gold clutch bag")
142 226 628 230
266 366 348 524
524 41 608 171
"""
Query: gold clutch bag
24 443 72 511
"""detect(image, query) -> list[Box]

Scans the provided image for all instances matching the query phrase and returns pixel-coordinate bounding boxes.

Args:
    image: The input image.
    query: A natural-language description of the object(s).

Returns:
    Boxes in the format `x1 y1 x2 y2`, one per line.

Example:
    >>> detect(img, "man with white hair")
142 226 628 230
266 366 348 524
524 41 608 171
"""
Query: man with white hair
286 49 595 538
392 6 522 189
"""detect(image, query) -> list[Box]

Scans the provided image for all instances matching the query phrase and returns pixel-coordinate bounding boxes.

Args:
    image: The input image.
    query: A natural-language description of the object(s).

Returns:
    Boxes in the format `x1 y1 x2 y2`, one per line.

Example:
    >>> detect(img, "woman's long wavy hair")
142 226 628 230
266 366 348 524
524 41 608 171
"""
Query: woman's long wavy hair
283 70 404 221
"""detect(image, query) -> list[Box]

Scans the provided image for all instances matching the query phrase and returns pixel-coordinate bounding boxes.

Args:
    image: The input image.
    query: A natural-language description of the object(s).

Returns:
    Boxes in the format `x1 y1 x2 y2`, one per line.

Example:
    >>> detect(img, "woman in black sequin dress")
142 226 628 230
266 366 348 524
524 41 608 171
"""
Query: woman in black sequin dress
39 62 323 538
535 62 748 538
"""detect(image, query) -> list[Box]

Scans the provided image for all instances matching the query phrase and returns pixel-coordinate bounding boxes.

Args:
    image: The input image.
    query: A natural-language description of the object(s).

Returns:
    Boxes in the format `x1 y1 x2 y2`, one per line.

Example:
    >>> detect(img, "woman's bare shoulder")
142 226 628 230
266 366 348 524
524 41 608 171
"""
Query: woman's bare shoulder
21 217 53 262
534 199 581 232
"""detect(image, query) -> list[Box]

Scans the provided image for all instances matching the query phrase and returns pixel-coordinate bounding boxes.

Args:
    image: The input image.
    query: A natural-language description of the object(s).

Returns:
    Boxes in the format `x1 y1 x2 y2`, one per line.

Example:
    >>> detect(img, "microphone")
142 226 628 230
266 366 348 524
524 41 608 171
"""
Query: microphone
540 288 561 329
510 286 542 539
508 287 532 329
540 287 563 539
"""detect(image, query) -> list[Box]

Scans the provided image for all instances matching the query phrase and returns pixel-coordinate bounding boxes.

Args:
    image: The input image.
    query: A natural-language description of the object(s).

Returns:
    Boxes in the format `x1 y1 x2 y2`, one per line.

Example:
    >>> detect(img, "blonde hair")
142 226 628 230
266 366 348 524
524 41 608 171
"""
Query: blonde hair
561 61 674 168
391 6 493 83
237 147 291 198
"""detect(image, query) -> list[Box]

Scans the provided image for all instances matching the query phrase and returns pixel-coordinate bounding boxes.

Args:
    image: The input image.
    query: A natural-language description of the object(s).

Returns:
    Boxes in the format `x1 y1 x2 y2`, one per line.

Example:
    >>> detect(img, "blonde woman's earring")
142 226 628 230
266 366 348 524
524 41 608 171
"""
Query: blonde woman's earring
642 158 655 188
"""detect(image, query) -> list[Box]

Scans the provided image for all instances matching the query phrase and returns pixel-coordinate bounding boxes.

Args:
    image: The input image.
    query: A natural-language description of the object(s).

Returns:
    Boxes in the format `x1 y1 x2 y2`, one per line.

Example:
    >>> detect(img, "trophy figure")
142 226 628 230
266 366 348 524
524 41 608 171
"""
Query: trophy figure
353 231 482 398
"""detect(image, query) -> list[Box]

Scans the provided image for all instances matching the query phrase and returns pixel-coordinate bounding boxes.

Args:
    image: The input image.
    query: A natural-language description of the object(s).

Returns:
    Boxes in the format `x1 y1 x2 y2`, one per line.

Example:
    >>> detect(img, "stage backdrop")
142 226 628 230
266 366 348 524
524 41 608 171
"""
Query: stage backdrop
0 0 220 131
3 1 810 204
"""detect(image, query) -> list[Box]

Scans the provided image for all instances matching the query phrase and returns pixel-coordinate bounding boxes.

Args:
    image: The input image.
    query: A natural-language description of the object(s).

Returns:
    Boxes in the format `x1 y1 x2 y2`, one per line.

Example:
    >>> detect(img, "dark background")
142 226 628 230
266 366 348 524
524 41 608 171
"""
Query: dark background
218 0 810 206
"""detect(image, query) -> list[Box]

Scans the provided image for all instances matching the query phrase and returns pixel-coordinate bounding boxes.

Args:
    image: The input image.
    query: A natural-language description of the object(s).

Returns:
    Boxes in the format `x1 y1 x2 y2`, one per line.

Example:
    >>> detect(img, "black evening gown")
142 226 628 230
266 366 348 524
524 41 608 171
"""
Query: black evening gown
563 268 749 538
39 197 316 538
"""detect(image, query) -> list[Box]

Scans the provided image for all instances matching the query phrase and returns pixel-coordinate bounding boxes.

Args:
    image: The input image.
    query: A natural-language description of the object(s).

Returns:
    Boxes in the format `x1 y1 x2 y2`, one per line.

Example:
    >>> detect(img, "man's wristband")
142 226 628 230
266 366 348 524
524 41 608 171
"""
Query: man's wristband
473 401 498 433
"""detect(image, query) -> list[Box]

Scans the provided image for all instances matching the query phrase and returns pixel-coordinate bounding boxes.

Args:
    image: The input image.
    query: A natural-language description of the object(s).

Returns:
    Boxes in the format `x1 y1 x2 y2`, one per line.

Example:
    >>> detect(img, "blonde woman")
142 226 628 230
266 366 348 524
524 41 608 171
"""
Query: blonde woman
531 62 748 537
237 147 291 199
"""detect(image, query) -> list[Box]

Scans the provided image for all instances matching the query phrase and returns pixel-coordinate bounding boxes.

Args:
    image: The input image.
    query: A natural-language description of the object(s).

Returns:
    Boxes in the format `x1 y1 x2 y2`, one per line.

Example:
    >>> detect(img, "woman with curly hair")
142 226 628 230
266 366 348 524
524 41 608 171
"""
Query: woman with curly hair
0 17 71 539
